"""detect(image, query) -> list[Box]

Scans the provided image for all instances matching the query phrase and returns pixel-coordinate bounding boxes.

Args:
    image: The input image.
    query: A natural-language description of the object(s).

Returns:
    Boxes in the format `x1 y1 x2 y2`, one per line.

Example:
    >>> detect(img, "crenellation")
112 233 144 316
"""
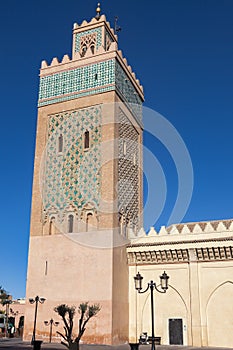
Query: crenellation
148 227 157 236
159 225 168 235
204 222 214 233
181 224 191 234
81 19 88 26
118 51 123 62
50 57 59 66
128 219 233 244
100 14 106 22
41 60 48 68
169 225 180 235
217 221 227 232
61 54 70 64
90 17 96 25
73 22 79 29
127 65 132 73
193 223 203 233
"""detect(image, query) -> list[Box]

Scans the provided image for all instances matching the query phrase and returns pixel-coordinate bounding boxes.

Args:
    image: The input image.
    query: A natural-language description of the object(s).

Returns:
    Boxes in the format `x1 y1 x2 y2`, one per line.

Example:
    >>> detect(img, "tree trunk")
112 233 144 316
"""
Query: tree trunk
69 342 79 350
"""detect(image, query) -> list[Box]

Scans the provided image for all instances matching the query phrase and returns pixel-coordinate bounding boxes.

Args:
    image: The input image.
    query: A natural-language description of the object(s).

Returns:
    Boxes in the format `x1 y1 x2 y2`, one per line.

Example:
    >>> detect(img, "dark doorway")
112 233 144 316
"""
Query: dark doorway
169 318 183 345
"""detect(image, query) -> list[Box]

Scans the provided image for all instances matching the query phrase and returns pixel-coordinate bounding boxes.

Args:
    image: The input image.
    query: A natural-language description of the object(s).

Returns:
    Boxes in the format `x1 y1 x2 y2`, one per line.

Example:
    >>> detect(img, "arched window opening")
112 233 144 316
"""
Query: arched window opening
68 214 74 233
86 212 97 232
123 141 127 156
119 215 124 236
84 130 90 149
81 45 87 57
133 153 136 166
58 134 63 153
90 44 95 54
49 217 55 235
86 213 93 232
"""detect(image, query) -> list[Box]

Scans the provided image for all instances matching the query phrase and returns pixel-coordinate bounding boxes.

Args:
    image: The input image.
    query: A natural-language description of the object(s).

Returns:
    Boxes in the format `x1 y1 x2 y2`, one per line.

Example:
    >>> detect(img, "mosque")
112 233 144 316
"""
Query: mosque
24 4 233 348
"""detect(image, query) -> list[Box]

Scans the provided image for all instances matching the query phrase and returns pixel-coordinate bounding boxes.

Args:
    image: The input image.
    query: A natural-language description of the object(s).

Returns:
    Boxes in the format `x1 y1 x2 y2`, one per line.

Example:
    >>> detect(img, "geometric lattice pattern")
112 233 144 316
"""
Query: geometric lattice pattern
38 59 143 122
42 105 101 222
118 109 139 230
38 59 115 105
75 28 102 52
80 32 97 56
115 61 142 124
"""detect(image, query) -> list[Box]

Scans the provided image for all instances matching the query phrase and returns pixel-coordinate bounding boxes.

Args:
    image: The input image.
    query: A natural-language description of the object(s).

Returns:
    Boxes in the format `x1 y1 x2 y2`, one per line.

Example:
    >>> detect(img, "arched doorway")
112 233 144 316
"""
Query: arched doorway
206 281 233 347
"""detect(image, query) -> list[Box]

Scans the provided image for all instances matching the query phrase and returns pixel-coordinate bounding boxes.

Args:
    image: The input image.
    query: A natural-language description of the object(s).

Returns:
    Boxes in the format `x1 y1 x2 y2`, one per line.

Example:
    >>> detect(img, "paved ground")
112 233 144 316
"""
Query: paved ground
0 338 232 350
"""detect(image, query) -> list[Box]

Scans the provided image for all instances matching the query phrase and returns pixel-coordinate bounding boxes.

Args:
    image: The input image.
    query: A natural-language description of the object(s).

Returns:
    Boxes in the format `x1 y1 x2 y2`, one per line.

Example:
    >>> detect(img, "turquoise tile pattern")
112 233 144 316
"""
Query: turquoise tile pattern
38 59 115 102
42 106 101 221
38 58 142 122
115 61 142 124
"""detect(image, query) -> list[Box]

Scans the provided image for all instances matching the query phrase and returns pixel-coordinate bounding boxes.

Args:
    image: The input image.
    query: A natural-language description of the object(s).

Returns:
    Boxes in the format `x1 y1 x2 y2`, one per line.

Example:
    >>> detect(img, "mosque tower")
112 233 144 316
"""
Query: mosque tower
24 4 144 345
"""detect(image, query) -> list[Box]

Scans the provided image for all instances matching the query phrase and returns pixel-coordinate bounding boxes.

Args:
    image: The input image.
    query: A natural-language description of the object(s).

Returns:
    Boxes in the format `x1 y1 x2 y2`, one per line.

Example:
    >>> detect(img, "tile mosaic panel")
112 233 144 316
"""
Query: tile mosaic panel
42 105 101 222
38 59 143 121
115 61 143 124
118 109 139 229
38 59 115 103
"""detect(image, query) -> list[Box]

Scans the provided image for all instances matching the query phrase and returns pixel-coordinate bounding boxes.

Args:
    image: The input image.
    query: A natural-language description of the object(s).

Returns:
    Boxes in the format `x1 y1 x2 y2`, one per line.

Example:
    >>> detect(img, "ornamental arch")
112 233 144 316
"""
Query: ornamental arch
206 281 233 347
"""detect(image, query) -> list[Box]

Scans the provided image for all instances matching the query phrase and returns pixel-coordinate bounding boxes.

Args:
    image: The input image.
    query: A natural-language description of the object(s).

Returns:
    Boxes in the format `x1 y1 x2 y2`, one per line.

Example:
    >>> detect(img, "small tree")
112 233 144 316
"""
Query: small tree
54 302 101 350
0 287 9 305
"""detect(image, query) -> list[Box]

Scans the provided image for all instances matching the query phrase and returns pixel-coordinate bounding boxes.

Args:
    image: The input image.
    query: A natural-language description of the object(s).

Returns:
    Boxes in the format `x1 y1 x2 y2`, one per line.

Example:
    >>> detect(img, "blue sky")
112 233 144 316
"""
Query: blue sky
0 0 232 299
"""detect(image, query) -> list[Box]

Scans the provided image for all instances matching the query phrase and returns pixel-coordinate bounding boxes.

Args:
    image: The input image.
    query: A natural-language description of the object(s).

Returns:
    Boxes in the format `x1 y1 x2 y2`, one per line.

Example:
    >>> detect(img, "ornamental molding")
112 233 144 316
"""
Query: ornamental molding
127 236 233 248
127 246 233 265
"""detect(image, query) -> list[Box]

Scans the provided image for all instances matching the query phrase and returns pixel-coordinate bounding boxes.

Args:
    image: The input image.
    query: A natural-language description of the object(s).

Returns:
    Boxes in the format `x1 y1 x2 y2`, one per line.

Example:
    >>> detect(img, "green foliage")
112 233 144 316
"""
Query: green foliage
0 286 10 306
54 302 101 350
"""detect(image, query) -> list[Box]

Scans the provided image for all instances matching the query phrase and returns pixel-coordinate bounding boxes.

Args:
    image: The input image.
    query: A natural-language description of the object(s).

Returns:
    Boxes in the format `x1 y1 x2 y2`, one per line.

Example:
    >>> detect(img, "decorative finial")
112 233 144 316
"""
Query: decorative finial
95 3 101 20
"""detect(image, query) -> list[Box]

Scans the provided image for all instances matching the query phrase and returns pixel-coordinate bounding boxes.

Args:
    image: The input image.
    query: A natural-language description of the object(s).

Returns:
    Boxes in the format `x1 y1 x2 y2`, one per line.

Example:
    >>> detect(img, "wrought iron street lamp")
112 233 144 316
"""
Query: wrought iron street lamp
134 271 169 350
44 318 59 343
29 296 46 344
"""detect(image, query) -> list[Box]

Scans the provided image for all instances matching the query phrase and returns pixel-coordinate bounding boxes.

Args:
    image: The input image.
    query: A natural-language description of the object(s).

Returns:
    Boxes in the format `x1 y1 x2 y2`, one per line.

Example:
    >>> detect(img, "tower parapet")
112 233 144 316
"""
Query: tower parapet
38 13 144 125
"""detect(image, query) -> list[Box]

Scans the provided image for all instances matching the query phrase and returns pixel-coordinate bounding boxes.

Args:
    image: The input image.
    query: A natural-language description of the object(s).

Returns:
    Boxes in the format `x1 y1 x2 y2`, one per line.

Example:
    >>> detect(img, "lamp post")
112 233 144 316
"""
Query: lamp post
29 296 46 344
44 318 59 343
134 271 169 350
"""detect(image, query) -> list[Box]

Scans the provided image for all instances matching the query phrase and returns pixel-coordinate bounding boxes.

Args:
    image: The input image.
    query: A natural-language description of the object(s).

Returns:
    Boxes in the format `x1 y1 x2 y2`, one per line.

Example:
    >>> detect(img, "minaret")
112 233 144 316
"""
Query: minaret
24 4 144 345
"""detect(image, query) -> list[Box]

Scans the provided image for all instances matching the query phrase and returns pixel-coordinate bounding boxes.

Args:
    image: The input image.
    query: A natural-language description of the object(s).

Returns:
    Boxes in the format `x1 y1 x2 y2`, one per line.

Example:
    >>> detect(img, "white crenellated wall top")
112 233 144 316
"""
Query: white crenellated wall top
128 219 233 244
